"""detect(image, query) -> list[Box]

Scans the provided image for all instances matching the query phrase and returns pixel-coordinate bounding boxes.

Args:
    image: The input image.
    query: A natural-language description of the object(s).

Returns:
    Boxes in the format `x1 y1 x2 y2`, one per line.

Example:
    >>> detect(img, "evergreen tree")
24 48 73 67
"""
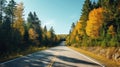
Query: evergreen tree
92 1 97 9
80 0 92 21
33 12 42 42
24 23 29 42
27 12 42 45
79 0 92 38
6 0 16 24
0 0 6 22
44 25 47 33
96 0 102 7
27 12 34 29
71 22 75 31
42 25 48 45
49 27 55 39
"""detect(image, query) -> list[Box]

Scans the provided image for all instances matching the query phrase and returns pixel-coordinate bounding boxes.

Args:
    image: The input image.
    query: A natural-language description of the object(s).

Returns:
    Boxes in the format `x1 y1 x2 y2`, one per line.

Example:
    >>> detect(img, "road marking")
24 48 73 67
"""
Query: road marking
67 47 105 67
47 52 58 67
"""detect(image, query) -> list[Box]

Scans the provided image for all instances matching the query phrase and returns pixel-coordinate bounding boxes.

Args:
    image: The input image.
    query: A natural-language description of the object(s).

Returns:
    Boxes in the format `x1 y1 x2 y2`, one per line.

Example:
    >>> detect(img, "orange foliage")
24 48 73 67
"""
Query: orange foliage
86 8 104 38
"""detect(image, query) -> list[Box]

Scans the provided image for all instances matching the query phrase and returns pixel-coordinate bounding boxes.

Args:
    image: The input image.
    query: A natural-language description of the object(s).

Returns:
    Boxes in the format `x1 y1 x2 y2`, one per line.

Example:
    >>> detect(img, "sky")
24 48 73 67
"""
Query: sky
14 0 85 34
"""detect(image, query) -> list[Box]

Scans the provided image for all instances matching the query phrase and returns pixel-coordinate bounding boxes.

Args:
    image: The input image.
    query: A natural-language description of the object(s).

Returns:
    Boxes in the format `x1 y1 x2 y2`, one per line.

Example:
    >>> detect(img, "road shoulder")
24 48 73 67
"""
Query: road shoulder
68 46 120 67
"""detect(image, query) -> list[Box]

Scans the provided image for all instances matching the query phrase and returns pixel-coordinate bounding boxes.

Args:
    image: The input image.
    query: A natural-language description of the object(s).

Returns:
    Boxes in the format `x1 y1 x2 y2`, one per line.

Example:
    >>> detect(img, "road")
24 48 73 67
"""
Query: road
0 41 103 67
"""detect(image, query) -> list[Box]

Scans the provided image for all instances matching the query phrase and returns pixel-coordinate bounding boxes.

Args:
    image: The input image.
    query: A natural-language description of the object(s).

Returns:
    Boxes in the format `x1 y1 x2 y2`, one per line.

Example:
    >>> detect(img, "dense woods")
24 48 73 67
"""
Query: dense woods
0 0 60 59
66 0 120 47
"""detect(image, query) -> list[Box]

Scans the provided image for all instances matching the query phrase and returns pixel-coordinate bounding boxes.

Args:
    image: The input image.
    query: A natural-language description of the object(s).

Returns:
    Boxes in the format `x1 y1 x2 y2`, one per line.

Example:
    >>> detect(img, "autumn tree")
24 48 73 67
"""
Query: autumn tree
13 2 25 38
75 21 84 42
78 0 93 39
86 7 104 38
0 0 61 59
27 12 42 45
66 0 120 47
28 28 38 41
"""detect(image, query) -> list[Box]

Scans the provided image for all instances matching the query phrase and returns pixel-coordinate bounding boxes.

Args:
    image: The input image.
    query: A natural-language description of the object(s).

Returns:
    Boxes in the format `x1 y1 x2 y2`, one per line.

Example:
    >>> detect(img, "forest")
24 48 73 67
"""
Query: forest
66 0 120 47
0 0 61 61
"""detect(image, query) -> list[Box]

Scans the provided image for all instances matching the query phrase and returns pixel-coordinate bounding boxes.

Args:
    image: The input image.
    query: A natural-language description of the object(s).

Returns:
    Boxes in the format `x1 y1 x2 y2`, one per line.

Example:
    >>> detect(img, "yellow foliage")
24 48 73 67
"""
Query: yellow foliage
46 31 51 39
108 25 115 37
86 7 104 38
75 21 84 35
28 28 38 40
13 2 25 37
75 35 79 42
69 20 84 42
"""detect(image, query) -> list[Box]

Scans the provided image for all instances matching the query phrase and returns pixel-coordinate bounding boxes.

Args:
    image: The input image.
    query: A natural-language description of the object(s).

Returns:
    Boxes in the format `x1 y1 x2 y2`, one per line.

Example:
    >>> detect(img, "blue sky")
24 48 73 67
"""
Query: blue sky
14 0 85 34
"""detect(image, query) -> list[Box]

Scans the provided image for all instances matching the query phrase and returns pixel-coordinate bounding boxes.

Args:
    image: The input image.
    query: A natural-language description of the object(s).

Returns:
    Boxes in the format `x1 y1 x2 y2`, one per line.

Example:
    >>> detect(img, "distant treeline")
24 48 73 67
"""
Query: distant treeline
66 0 120 47
0 0 61 57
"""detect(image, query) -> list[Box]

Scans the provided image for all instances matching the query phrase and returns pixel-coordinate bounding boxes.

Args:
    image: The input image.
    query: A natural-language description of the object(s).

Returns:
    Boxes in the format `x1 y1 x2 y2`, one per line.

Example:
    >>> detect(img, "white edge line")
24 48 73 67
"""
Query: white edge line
1 45 105 67
67 47 105 67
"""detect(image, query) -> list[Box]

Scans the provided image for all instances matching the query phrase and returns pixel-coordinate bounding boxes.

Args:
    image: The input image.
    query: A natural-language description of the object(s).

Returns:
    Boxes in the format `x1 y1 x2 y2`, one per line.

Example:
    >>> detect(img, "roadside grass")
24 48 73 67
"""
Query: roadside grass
0 46 48 63
69 46 120 67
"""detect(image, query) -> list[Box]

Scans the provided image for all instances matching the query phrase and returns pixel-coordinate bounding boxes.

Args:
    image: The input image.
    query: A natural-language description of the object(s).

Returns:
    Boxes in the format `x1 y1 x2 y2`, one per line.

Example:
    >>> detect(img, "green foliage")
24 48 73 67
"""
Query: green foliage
80 0 92 21
66 0 120 47
0 0 61 59
0 0 7 21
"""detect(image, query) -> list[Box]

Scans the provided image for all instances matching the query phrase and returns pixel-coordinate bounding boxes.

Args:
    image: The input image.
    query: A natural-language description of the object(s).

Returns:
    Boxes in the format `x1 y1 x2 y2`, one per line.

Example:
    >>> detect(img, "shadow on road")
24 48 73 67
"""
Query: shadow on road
0 45 101 67
0 52 54 67
53 62 77 67
57 55 100 66
49 48 68 52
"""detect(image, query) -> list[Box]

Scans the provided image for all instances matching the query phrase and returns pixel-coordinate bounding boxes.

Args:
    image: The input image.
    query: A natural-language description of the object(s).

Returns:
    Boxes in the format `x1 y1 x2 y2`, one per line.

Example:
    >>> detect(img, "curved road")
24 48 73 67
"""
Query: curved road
0 41 103 67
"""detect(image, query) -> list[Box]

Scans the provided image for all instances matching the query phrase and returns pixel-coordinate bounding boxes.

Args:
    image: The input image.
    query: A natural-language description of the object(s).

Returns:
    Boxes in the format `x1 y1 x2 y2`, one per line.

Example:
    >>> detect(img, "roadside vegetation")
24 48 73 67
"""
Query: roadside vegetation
69 47 120 67
66 0 120 66
0 0 61 62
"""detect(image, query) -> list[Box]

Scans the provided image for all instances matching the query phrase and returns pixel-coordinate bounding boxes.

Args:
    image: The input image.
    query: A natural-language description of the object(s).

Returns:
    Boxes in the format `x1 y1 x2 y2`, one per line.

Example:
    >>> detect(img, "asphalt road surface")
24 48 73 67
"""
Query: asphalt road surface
0 41 104 67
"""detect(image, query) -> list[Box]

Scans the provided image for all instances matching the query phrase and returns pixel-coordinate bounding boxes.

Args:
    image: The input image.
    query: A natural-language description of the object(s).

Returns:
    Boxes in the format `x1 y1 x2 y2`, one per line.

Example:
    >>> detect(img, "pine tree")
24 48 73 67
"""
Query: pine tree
71 22 75 31
27 12 34 29
6 0 16 24
0 0 6 22
79 0 92 38
44 25 47 33
92 1 97 9
33 12 42 42
49 27 55 39
96 0 102 7
27 12 42 45
80 0 92 21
